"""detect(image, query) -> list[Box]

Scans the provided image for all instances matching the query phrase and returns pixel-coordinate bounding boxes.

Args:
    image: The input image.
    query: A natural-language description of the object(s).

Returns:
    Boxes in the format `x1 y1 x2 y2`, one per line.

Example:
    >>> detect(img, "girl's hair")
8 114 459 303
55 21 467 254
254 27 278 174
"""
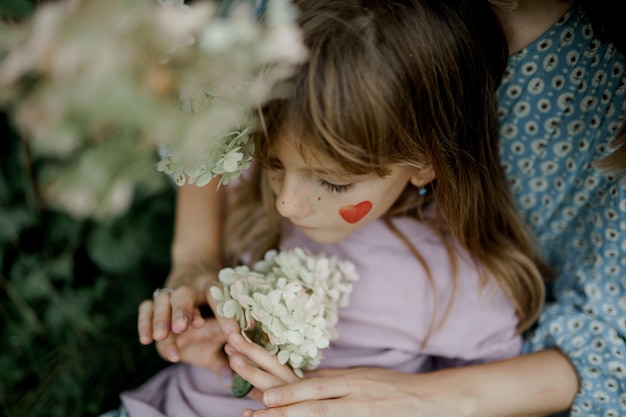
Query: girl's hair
225 0 546 333
595 122 626 186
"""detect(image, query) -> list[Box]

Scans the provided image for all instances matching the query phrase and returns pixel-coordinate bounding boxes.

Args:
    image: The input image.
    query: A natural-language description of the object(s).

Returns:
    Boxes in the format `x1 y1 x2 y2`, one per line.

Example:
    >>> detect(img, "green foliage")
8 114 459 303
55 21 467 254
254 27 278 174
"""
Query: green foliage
0 0 34 20
0 112 175 416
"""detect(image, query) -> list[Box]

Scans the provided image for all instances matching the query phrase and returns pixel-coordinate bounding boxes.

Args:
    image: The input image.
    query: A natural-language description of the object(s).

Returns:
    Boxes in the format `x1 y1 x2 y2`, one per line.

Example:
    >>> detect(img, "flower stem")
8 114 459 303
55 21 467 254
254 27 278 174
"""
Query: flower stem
231 373 253 398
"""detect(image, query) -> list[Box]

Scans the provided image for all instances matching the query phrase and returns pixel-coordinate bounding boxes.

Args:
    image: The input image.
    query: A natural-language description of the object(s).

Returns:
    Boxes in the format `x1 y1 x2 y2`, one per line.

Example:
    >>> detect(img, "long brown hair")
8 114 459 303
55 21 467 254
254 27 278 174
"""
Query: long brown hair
595 122 626 186
225 0 546 332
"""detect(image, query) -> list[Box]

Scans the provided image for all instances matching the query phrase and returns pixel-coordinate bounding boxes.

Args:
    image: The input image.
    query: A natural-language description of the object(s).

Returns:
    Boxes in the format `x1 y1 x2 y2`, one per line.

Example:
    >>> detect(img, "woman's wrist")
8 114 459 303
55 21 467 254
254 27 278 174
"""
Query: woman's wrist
407 368 478 417
414 349 578 417
165 261 221 294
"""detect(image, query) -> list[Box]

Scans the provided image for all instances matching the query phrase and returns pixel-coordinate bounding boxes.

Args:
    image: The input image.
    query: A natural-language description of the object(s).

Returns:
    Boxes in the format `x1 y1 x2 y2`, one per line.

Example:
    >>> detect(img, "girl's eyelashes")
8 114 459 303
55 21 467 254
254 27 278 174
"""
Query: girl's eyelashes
265 154 353 193
319 179 352 194
266 157 283 170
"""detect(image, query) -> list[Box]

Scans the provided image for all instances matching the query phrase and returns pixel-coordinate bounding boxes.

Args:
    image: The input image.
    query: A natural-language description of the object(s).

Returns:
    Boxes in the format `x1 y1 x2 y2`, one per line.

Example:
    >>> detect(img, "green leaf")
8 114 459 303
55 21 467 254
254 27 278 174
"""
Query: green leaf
231 373 253 398
0 0 34 20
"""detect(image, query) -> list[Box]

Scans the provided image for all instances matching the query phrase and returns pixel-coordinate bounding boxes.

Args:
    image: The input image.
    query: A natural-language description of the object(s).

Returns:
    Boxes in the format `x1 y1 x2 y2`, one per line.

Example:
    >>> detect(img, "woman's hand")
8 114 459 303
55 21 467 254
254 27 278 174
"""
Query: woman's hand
223 334 452 417
239 367 465 417
224 330 301 402
136 264 211 359
136 263 240 363
238 349 580 417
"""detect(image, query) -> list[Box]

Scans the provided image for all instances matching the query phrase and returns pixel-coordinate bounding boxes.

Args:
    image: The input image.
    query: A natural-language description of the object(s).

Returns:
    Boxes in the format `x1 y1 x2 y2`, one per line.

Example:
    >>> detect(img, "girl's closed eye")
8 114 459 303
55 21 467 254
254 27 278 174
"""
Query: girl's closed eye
319 179 353 194
266 156 283 170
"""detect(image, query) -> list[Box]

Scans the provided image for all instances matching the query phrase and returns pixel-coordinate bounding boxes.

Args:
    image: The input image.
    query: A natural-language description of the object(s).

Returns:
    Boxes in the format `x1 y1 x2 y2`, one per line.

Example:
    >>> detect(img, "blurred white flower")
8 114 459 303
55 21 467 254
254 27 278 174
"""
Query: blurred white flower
0 0 307 219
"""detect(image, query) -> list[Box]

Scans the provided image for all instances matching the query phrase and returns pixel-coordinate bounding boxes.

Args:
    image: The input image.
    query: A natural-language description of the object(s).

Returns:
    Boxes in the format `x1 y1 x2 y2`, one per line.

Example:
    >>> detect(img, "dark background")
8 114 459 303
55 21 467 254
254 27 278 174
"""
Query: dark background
1 2 177 415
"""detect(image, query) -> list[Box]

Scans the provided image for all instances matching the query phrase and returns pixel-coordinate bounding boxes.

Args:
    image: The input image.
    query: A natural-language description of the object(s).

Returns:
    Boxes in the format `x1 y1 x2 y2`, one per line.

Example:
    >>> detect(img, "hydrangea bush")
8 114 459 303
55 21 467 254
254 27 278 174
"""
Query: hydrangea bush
0 0 307 218
211 248 358 396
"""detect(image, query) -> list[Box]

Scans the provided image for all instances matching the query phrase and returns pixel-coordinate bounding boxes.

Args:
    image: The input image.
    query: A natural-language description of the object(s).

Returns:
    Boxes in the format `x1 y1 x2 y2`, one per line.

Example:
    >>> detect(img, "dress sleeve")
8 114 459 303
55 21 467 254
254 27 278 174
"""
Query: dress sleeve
496 7 626 413
521 177 626 416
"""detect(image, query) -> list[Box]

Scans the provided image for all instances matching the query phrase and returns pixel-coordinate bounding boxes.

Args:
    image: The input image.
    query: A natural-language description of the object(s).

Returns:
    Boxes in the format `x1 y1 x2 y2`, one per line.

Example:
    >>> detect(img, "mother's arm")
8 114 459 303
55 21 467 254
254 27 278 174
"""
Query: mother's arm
246 349 577 417
223 327 577 417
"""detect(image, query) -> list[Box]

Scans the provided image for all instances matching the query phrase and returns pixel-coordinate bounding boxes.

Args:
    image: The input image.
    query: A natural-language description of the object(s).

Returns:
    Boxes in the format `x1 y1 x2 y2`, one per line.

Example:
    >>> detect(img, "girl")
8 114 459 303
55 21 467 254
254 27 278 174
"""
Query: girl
241 2 626 417
122 0 546 416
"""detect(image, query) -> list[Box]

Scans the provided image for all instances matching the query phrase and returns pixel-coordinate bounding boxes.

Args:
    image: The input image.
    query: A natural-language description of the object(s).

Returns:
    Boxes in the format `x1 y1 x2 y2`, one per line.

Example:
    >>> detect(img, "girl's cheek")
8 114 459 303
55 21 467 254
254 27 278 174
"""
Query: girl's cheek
339 201 372 224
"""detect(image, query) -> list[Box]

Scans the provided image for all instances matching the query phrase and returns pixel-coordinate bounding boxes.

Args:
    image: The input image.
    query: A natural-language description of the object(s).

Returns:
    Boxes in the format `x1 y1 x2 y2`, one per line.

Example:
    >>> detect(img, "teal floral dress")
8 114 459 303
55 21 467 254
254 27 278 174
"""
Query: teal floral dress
497 6 626 416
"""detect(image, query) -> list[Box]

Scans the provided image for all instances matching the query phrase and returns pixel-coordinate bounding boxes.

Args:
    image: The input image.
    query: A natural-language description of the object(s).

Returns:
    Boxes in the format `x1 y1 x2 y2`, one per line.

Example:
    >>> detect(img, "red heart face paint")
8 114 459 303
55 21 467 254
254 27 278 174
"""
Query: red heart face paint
339 201 372 224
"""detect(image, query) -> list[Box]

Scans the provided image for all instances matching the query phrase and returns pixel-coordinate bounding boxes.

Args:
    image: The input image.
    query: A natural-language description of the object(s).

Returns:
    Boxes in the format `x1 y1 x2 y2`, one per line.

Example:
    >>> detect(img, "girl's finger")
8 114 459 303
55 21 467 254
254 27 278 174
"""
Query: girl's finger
191 306 205 328
229 352 285 392
176 318 226 345
227 332 300 384
137 300 154 344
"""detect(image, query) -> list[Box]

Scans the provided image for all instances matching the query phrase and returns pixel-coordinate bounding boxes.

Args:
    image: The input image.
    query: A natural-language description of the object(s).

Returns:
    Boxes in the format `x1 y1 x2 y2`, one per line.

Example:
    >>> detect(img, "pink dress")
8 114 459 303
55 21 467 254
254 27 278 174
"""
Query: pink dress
121 217 521 416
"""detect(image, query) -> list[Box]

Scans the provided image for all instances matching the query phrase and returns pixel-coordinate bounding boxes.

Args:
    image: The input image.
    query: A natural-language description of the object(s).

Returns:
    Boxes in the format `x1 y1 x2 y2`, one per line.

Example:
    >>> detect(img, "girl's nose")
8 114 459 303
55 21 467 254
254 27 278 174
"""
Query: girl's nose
274 176 313 219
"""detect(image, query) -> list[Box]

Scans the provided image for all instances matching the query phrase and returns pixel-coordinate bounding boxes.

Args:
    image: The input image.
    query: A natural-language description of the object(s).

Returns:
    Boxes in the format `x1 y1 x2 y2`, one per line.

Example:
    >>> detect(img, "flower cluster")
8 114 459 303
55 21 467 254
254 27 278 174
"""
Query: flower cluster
156 123 254 188
211 248 358 378
0 0 307 218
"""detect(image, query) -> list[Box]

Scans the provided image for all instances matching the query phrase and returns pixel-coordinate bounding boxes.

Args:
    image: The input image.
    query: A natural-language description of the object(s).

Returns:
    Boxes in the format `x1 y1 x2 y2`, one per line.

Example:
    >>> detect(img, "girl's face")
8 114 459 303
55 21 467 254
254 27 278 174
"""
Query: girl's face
266 135 421 243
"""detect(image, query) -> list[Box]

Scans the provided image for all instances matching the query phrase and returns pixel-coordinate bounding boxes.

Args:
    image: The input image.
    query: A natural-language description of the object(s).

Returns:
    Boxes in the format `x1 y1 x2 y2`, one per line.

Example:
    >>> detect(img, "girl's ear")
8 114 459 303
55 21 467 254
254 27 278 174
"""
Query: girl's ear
409 166 435 187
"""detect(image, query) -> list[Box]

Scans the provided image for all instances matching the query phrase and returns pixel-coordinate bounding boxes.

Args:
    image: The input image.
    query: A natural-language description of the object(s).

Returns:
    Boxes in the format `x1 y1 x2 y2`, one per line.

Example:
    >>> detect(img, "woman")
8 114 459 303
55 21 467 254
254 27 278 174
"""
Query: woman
139 1 626 415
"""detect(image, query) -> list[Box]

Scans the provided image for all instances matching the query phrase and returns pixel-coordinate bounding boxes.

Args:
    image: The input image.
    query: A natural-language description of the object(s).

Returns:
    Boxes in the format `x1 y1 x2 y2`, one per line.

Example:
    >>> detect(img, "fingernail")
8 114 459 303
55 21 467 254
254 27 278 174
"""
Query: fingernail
230 332 243 344
153 327 166 339
139 329 151 344
168 351 179 362
224 343 236 356
232 356 245 368
172 315 187 332
264 391 280 406
225 324 237 336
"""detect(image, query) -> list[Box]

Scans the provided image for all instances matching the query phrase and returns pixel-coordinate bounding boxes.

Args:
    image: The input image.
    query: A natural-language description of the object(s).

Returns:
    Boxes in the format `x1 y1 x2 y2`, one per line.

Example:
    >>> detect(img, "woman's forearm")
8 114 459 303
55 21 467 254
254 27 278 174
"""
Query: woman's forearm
145 180 228 358
171 181 225 268
423 349 579 417
165 181 226 292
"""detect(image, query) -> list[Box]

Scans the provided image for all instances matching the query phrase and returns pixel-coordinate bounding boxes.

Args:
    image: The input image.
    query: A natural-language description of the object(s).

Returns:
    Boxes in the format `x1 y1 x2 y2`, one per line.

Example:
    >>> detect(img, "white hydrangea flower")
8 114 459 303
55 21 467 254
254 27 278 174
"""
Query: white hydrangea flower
157 123 255 188
211 248 358 376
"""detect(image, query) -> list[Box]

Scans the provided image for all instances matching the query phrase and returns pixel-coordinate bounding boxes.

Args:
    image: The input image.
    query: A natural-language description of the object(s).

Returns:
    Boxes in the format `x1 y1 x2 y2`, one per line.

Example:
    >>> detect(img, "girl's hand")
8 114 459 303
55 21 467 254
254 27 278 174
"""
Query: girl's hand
224 331 300 402
155 317 234 386
241 368 463 417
